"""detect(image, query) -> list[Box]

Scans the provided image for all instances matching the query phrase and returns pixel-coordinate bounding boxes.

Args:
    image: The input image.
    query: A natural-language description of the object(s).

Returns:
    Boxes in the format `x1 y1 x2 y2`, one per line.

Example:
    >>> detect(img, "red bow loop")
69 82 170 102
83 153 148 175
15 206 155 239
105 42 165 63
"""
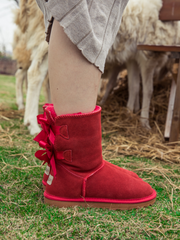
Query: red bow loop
34 111 52 145
39 140 48 149
35 135 57 177
37 114 51 136
34 129 47 143
35 150 49 164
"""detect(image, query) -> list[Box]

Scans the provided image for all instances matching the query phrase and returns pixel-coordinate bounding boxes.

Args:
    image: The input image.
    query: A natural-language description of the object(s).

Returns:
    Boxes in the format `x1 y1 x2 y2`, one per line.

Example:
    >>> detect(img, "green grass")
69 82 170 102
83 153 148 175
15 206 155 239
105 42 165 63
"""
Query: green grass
0 74 45 109
0 74 180 239
0 74 17 109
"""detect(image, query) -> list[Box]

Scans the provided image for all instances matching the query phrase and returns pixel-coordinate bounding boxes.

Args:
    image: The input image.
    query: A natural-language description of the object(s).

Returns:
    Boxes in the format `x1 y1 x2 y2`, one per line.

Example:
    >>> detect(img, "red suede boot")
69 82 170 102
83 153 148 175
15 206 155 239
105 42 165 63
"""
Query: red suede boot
35 105 156 210
35 105 141 189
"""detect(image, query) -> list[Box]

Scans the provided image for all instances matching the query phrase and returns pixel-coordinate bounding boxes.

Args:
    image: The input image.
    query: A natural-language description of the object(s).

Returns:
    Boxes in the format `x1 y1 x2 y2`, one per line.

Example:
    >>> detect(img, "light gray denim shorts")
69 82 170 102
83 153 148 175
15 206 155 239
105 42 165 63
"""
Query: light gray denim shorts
36 0 129 72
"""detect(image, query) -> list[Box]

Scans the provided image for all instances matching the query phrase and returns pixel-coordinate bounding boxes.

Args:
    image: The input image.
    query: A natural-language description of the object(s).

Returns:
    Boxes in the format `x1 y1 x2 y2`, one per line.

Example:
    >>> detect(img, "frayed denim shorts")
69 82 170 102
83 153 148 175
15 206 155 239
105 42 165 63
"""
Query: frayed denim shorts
36 0 129 72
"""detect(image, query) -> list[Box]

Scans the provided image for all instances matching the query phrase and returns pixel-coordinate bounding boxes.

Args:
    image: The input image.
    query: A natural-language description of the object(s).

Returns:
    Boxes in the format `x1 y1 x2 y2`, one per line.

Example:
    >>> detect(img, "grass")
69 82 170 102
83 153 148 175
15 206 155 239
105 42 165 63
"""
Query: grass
0 74 180 239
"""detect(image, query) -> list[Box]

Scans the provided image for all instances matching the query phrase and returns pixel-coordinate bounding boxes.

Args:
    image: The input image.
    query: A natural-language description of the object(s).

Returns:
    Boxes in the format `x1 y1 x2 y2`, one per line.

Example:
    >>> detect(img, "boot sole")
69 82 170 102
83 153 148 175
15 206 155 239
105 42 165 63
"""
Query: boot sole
44 197 156 210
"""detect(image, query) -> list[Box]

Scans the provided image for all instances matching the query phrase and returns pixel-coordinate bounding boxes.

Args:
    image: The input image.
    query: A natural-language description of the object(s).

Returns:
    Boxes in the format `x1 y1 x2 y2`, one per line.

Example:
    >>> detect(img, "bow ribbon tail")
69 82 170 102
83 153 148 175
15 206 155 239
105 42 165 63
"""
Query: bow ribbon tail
37 114 50 134
37 114 45 124
49 129 55 145
50 155 57 178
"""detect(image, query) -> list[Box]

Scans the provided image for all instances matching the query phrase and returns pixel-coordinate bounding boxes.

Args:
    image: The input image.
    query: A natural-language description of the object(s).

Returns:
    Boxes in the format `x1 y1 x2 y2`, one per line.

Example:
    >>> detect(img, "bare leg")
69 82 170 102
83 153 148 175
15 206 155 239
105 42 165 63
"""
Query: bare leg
48 20 101 115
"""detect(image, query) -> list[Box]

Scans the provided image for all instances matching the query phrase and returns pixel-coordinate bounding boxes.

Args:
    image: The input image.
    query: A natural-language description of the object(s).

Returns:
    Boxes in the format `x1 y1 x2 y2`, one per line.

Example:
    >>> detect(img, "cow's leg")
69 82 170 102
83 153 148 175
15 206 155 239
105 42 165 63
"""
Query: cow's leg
127 59 140 112
15 68 26 110
100 65 121 105
134 90 140 113
140 63 154 129
24 55 48 135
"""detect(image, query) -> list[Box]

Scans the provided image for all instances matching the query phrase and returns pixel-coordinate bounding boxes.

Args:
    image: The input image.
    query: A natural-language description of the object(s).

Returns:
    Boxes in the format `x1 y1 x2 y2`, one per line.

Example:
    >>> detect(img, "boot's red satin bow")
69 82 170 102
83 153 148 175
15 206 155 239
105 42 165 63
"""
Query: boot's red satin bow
35 129 57 177
34 105 57 176
34 103 54 143
34 105 72 178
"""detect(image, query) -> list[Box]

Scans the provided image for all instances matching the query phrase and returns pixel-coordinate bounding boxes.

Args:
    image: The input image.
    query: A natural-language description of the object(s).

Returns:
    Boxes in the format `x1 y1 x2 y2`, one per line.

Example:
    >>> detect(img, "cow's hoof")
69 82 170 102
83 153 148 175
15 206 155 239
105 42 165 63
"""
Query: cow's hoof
18 104 25 110
140 119 151 130
28 124 41 135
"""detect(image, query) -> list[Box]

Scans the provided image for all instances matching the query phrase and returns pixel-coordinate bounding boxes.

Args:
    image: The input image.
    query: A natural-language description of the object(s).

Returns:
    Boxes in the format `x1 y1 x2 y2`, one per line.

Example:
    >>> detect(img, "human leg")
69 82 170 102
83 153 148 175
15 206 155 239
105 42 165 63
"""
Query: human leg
48 19 101 115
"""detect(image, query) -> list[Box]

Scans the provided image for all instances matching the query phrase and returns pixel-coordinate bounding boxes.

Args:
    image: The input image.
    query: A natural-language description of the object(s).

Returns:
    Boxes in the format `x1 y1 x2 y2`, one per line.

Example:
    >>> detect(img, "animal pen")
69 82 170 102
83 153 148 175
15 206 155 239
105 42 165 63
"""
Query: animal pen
98 0 180 165
99 70 180 164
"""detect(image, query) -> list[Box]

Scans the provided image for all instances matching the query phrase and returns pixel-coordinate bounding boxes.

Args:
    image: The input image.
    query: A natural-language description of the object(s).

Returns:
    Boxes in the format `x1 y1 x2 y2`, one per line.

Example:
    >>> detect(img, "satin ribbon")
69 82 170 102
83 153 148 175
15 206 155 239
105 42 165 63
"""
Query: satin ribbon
34 105 54 143
34 108 57 176
34 107 71 178
35 129 57 177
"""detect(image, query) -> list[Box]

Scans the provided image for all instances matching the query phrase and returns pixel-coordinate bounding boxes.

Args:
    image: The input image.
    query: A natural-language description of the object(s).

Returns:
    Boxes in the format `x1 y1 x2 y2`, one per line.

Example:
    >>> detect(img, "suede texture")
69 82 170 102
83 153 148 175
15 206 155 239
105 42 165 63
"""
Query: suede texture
45 164 83 198
86 161 153 199
105 161 140 180
46 107 103 172
43 105 155 202
42 105 140 184
45 159 153 200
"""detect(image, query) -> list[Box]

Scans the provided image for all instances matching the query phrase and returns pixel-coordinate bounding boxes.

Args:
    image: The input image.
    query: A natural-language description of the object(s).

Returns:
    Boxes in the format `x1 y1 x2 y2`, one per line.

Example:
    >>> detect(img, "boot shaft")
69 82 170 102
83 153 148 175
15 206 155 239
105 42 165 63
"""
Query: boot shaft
45 106 103 173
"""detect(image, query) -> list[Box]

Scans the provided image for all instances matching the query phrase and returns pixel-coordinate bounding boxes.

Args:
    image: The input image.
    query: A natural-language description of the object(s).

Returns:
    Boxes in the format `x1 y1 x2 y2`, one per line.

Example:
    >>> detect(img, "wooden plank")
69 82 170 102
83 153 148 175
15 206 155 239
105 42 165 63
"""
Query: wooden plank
164 80 177 140
169 60 180 142
137 45 180 52
160 0 180 21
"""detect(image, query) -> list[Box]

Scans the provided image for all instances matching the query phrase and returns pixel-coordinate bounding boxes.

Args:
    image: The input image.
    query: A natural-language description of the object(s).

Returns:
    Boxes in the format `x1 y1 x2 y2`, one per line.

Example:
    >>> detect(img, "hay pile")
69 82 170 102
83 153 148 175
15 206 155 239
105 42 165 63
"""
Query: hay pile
98 71 180 164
